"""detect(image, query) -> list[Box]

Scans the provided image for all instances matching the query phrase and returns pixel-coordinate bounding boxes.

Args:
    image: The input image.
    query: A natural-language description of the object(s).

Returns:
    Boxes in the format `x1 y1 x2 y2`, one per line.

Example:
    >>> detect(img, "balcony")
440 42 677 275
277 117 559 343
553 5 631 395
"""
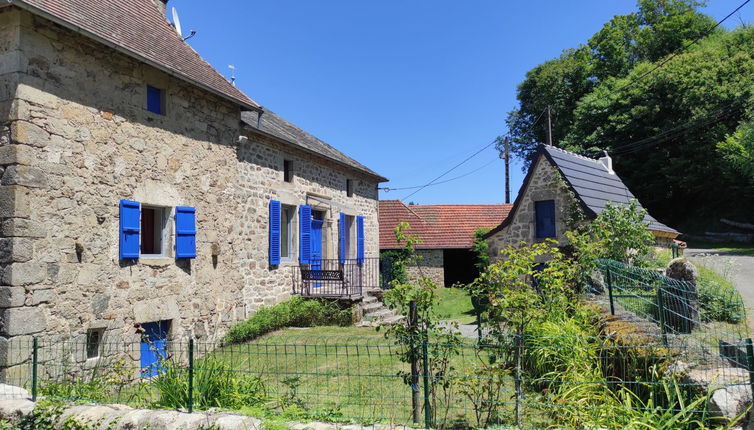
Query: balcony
292 257 384 299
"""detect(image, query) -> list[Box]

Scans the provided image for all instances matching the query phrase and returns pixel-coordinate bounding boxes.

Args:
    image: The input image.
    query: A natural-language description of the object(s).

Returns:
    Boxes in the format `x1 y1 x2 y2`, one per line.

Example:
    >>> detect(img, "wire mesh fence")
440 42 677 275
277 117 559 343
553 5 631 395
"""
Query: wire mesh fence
596 259 749 343
1 329 754 429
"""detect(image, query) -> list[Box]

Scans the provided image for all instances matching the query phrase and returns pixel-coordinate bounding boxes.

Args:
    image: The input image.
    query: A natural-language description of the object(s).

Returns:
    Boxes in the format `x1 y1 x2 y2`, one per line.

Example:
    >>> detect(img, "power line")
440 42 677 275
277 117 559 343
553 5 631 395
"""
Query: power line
606 101 744 155
604 0 750 99
380 159 498 192
400 139 498 200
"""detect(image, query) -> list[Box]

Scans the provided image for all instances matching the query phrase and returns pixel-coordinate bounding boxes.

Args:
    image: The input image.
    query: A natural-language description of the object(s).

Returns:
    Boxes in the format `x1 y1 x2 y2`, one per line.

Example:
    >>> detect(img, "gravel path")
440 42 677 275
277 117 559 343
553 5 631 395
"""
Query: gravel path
685 248 754 323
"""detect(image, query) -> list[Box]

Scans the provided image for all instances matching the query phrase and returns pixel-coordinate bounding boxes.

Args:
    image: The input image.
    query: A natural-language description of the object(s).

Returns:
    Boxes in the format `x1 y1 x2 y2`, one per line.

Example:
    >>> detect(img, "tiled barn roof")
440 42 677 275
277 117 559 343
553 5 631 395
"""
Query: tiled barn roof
380 200 512 249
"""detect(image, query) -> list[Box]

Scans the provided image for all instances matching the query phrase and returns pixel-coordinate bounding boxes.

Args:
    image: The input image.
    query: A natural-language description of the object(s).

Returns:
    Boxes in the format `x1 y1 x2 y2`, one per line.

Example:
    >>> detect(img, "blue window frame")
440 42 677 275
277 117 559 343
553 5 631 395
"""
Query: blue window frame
535 200 556 239
147 85 164 115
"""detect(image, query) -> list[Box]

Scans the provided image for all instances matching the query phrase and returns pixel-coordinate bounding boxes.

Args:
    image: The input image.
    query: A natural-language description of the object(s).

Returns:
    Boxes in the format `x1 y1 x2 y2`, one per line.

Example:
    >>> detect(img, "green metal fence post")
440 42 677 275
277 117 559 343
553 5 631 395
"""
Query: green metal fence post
657 288 668 347
188 338 194 413
606 267 615 315
514 330 523 428
746 339 754 402
422 340 431 429
31 337 38 402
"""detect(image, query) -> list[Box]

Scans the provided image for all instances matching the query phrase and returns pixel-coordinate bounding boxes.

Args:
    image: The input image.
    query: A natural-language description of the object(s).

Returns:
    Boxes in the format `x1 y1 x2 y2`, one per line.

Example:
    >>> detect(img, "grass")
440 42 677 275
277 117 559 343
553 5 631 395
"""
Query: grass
433 287 477 324
686 239 754 257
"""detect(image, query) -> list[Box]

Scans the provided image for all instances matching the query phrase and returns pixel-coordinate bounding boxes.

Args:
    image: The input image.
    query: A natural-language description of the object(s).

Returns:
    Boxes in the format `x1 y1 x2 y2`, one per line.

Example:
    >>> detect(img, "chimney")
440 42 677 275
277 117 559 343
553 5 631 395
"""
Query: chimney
598 151 614 175
151 0 168 17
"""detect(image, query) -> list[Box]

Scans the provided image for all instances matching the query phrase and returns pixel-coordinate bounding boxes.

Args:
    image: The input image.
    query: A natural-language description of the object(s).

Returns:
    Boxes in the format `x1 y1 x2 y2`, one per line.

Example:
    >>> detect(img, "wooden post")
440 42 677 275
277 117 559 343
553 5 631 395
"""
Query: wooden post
410 301 421 425
606 267 615 316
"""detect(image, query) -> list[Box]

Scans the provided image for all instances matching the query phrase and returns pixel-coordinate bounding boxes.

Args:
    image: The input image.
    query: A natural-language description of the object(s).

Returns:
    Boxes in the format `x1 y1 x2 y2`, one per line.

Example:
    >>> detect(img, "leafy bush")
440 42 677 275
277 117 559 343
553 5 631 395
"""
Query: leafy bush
223 297 351 344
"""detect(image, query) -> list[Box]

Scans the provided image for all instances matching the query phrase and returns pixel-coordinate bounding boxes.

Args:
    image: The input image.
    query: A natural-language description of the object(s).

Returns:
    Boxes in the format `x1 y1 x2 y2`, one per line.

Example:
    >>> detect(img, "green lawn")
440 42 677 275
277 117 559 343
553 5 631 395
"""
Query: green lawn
207 325 524 427
433 287 477 324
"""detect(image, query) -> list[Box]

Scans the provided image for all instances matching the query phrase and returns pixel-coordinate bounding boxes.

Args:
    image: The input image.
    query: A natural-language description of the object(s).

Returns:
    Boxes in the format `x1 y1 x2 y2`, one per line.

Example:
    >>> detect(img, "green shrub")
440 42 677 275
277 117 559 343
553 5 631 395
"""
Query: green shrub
223 297 351 344
152 355 267 410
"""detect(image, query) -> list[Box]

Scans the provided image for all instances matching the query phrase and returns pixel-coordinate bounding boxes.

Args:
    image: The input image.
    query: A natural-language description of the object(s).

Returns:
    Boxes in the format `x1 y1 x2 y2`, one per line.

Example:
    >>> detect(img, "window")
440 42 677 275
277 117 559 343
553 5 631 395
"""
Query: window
86 328 104 359
338 213 365 264
141 206 168 256
119 201 196 261
346 179 354 197
283 160 293 183
535 200 556 239
280 205 294 260
146 85 165 115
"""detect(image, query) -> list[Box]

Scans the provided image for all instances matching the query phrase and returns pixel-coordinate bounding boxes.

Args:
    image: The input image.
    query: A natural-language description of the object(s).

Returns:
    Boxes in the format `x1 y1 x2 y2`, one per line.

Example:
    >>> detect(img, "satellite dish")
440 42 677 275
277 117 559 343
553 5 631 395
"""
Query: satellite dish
171 7 183 37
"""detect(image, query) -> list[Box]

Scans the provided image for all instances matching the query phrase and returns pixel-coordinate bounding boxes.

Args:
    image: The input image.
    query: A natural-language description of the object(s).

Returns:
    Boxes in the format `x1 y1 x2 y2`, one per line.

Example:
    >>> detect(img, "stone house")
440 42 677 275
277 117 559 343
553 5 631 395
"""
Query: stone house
379 200 511 287
0 0 385 378
485 145 679 258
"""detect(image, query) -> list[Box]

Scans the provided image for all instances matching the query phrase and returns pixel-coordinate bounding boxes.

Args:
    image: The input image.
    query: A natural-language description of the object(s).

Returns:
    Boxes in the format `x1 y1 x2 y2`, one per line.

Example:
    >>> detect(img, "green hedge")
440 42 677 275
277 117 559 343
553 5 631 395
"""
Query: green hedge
223 296 352 344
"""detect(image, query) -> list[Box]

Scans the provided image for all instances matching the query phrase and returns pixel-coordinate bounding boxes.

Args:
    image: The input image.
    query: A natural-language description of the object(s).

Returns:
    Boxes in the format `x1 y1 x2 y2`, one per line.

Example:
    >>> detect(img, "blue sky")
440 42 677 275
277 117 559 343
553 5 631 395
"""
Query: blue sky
177 0 752 205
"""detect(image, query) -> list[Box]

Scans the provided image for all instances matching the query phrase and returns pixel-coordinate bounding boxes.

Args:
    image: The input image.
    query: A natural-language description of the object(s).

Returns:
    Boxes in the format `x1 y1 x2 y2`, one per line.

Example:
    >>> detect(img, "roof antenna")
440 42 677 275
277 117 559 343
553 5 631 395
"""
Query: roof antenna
228 65 236 87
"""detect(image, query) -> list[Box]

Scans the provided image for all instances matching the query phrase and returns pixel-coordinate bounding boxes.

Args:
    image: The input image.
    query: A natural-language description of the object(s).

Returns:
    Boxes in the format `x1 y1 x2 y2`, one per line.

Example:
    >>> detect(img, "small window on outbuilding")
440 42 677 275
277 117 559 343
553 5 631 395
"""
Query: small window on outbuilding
141 206 169 256
535 200 556 239
346 179 354 197
146 85 165 115
86 328 104 359
283 160 293 183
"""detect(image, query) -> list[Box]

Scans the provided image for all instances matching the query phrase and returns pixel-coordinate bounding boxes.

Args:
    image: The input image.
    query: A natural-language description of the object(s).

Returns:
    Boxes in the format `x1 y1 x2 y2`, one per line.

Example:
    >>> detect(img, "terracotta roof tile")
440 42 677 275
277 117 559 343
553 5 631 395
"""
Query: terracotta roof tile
13 0 259 110
380 200 512 249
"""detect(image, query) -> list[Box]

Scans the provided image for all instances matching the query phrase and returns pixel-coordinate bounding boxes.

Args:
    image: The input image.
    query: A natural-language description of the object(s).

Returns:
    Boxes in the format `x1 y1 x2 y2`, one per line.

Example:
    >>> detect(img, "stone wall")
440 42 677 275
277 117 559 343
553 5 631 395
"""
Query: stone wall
487 156 579 260
0 8 380 378
405 249 444 287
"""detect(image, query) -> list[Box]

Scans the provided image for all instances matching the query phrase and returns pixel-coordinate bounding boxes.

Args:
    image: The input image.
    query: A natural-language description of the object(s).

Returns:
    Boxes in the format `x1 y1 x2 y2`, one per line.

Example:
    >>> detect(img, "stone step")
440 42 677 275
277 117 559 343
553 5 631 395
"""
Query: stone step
362 295 378 304
361 302 383 312
365 308 392 319
381 315 405 325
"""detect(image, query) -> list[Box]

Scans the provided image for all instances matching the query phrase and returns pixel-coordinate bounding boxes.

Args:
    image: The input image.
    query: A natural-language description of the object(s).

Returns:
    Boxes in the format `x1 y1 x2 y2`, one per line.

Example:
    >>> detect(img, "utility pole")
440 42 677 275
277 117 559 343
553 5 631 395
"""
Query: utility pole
504 136 511 204
546 105 553 146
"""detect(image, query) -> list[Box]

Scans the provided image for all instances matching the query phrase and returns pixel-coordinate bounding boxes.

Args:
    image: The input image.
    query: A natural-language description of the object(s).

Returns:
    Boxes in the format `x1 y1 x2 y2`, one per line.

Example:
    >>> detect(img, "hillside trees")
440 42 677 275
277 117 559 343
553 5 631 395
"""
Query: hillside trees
505 0 754 228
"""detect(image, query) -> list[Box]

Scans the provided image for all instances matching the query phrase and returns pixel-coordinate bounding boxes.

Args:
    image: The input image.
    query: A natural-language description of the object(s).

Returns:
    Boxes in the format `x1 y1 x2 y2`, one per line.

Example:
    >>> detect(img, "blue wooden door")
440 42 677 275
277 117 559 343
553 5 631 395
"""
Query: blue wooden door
140 321 169 378
311 219 324 287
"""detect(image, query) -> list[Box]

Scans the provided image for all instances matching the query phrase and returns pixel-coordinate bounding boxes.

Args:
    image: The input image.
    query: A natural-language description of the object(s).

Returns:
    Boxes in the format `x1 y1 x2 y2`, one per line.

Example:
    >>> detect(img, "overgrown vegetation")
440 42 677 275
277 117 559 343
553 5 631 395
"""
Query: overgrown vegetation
504 0 754 229
223 296 351 344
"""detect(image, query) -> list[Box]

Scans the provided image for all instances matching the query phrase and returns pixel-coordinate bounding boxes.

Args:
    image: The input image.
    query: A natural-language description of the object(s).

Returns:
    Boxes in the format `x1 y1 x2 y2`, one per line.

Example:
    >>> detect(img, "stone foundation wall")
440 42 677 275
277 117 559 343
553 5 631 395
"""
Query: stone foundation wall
405 249 444 286
0 8 380 379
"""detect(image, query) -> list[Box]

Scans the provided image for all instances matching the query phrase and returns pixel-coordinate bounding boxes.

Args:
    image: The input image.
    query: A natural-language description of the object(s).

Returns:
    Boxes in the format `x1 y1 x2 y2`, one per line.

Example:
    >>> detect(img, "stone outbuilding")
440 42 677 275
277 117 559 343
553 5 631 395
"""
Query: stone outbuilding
379 200 511 287
485 145 679 257
0 0 386 379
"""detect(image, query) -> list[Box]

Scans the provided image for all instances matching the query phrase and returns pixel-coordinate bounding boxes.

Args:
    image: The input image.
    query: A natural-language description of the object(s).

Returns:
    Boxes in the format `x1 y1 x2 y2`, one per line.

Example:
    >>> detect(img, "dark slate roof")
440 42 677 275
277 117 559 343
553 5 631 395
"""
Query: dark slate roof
241 110 387 182
485 145 678 237
543 146 677 234
10 0 260 110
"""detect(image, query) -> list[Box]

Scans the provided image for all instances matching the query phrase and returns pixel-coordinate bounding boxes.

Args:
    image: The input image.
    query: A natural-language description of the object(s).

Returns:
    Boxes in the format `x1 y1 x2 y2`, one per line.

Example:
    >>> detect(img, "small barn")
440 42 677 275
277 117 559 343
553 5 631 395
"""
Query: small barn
379 201 512 286
485 145 679 257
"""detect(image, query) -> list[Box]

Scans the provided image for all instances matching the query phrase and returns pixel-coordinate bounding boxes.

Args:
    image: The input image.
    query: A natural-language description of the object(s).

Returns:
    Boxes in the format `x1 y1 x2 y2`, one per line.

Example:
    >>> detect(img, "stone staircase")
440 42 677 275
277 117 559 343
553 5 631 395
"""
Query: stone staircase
356 289 404 327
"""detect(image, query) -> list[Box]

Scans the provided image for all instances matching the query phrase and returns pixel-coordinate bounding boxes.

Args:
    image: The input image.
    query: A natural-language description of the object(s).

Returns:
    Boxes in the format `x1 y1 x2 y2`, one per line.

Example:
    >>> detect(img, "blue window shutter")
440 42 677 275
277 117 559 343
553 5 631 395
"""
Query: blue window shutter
339 212 347 264
119 200 140 259
147 85 162 114
535 200 556 238
269 200 281 266
356 216 365 264
299 205 312 264
175 206 197 259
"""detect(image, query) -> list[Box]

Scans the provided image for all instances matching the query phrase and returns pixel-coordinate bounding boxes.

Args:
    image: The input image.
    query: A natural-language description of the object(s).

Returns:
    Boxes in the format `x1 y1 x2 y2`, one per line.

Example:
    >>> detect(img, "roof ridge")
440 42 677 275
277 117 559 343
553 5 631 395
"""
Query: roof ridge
544 145 600 163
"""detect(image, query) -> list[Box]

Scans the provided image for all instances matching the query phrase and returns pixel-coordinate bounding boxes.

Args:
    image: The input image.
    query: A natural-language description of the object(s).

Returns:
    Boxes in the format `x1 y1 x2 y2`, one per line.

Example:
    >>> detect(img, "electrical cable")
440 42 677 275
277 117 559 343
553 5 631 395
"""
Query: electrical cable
400 139 498 200
380 159 498 192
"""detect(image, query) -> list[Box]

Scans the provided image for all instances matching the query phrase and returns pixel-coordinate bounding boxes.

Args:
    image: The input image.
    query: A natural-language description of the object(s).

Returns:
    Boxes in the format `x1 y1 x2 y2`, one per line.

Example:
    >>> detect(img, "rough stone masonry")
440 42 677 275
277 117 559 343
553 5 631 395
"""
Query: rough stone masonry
0 6 380 381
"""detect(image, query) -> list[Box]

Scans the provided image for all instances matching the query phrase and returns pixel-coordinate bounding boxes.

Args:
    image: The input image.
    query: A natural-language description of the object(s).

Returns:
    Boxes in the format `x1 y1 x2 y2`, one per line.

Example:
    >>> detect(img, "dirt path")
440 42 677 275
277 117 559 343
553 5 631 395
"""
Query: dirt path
685 248 754 320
